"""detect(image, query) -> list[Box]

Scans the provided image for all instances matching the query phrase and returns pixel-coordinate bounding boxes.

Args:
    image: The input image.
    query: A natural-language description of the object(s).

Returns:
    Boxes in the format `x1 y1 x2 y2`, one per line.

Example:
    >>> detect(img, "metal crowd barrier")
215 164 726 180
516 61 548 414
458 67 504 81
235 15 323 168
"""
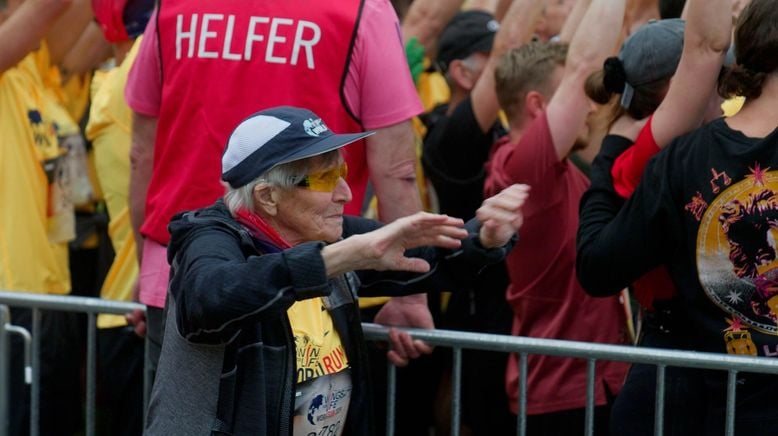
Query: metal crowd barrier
362 324 778 436
3 291 778 436
0 291 146 436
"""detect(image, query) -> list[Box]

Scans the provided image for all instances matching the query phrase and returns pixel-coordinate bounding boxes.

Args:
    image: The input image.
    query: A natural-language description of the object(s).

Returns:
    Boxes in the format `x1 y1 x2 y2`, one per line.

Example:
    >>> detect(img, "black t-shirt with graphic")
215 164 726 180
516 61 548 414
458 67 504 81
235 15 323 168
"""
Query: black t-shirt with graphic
579 118 778 357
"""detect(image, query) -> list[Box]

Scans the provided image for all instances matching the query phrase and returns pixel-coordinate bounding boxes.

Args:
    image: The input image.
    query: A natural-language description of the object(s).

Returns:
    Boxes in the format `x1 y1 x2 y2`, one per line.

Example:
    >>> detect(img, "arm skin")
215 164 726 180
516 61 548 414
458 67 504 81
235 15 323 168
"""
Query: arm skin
129 112 157 263
0 0 72 74
364 119 428 366
556 0 591 43
471 0 544 132
401 0 464 56
650 0 731 147
60 21 112 81
546 0 626 160
44 0 92 66
624 0 660 35
366 120 422 223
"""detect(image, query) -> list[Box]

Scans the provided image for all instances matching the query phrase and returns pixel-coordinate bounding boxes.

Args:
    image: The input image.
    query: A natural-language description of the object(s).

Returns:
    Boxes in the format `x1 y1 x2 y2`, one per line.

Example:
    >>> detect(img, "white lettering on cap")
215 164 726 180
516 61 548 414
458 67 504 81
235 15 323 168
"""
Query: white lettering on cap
303 118 328 137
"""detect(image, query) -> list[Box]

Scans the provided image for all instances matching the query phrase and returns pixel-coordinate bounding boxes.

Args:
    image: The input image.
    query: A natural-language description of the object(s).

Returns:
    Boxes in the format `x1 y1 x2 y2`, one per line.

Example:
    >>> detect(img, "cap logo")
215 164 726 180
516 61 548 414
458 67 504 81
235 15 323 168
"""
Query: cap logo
303 118 329 137
487 20 500 32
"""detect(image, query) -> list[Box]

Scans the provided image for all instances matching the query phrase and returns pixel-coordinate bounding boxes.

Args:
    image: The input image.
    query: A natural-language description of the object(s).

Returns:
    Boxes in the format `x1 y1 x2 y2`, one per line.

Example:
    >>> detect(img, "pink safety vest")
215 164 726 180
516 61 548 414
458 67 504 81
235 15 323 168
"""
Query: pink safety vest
144 0 366 245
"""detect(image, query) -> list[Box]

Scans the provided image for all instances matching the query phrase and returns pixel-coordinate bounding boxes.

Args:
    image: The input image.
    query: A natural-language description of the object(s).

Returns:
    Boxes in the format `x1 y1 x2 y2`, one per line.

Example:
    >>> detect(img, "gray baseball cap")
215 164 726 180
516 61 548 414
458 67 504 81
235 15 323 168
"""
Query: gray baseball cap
619 18 685 107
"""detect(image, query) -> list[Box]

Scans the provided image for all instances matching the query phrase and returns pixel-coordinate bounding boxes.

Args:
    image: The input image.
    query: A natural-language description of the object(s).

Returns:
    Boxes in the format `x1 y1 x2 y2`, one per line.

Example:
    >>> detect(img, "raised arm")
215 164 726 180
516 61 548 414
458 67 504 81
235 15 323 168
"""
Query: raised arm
0 0 72 74
44 0 92 65
471 0 544 132
60 21 112 81
556 0 591 43
546 0 626 160
651 0 731 147
401 0 464 55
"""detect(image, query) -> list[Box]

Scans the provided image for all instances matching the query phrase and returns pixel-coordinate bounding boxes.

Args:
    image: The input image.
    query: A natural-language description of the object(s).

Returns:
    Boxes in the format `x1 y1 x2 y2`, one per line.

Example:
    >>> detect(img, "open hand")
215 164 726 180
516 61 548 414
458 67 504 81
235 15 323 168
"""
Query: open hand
360 212 467 273
476 184 530 248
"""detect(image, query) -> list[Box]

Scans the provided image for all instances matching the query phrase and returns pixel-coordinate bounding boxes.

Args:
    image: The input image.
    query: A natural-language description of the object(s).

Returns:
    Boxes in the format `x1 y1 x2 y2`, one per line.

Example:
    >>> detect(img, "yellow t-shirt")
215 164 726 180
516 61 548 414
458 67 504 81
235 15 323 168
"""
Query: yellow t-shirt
417 69 450 113
61 73 92 124
288 298 350 383
722 96 745 118
0 52 70 294
86 40 142 328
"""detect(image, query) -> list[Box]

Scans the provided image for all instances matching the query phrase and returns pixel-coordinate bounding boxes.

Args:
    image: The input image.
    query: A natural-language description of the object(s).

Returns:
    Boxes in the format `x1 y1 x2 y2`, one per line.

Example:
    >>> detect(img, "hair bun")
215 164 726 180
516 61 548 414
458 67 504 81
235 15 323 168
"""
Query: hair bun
603 57 628 94
718 64 767 100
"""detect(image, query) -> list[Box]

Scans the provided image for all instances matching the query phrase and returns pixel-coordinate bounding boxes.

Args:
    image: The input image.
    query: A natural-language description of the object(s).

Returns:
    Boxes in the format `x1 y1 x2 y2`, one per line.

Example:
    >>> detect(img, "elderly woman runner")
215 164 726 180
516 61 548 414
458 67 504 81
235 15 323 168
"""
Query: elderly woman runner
144 106 529 436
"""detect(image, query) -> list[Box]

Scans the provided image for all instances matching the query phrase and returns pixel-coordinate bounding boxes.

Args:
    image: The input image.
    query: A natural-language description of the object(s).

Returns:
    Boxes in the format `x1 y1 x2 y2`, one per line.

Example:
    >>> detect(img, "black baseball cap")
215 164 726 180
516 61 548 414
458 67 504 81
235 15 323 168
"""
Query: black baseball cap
435 10 499 73
222 107 374 189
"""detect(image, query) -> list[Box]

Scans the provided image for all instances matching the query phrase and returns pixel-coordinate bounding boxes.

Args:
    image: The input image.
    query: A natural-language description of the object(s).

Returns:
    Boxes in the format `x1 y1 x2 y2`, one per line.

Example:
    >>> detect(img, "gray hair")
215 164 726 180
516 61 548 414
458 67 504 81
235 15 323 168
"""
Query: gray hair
224 150 341 216
444 52 487 87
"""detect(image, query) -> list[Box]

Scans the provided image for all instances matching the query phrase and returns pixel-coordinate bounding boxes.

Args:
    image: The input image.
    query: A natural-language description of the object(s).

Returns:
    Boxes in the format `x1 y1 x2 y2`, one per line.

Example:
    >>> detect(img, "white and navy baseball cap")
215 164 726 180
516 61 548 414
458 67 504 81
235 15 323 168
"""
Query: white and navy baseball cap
221 106 374 189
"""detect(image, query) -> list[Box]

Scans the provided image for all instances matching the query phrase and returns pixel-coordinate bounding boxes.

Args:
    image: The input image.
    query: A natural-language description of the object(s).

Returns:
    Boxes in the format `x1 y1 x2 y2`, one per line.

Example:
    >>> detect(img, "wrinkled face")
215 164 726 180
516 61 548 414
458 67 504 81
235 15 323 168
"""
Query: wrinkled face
272 158 352 245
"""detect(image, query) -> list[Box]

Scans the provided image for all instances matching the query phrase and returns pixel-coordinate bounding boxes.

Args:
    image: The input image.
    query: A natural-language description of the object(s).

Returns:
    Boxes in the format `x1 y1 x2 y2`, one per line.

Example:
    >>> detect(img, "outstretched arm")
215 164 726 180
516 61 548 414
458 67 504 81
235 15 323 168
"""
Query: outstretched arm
546 0 626 160
401 0 464 55
324 183 528 276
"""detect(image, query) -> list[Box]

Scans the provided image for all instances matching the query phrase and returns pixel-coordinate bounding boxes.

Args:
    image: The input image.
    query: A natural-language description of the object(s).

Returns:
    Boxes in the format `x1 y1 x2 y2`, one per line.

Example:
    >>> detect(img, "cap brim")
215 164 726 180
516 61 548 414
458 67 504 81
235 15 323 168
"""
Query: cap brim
273 130 375 169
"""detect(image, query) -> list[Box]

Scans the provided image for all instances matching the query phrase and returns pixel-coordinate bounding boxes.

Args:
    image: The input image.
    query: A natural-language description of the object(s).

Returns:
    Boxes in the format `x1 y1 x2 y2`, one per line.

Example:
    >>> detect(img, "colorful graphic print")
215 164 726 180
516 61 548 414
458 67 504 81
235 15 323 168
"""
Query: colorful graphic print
697 167 778 335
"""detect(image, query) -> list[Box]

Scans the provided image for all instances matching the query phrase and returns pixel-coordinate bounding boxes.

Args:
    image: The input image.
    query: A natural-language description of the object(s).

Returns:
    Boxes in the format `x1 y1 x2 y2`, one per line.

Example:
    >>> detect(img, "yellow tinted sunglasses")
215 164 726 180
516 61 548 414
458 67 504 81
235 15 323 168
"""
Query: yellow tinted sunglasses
296 162 348 192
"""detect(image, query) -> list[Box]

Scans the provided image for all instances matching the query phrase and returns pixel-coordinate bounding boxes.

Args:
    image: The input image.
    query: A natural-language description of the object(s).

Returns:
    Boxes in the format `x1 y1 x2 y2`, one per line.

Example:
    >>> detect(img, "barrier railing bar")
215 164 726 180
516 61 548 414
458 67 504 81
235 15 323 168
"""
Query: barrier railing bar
86 313 97 436
585 359 595 436
361 324 778 374
386 360 396 436
518 352 528 436
143 336 151 429
450 347 462 436
5 294 778 374
0 292 144 315
725 369 737 436
5 326 31 384
1 306 8 436
31 308 40 436
654 364 666 436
